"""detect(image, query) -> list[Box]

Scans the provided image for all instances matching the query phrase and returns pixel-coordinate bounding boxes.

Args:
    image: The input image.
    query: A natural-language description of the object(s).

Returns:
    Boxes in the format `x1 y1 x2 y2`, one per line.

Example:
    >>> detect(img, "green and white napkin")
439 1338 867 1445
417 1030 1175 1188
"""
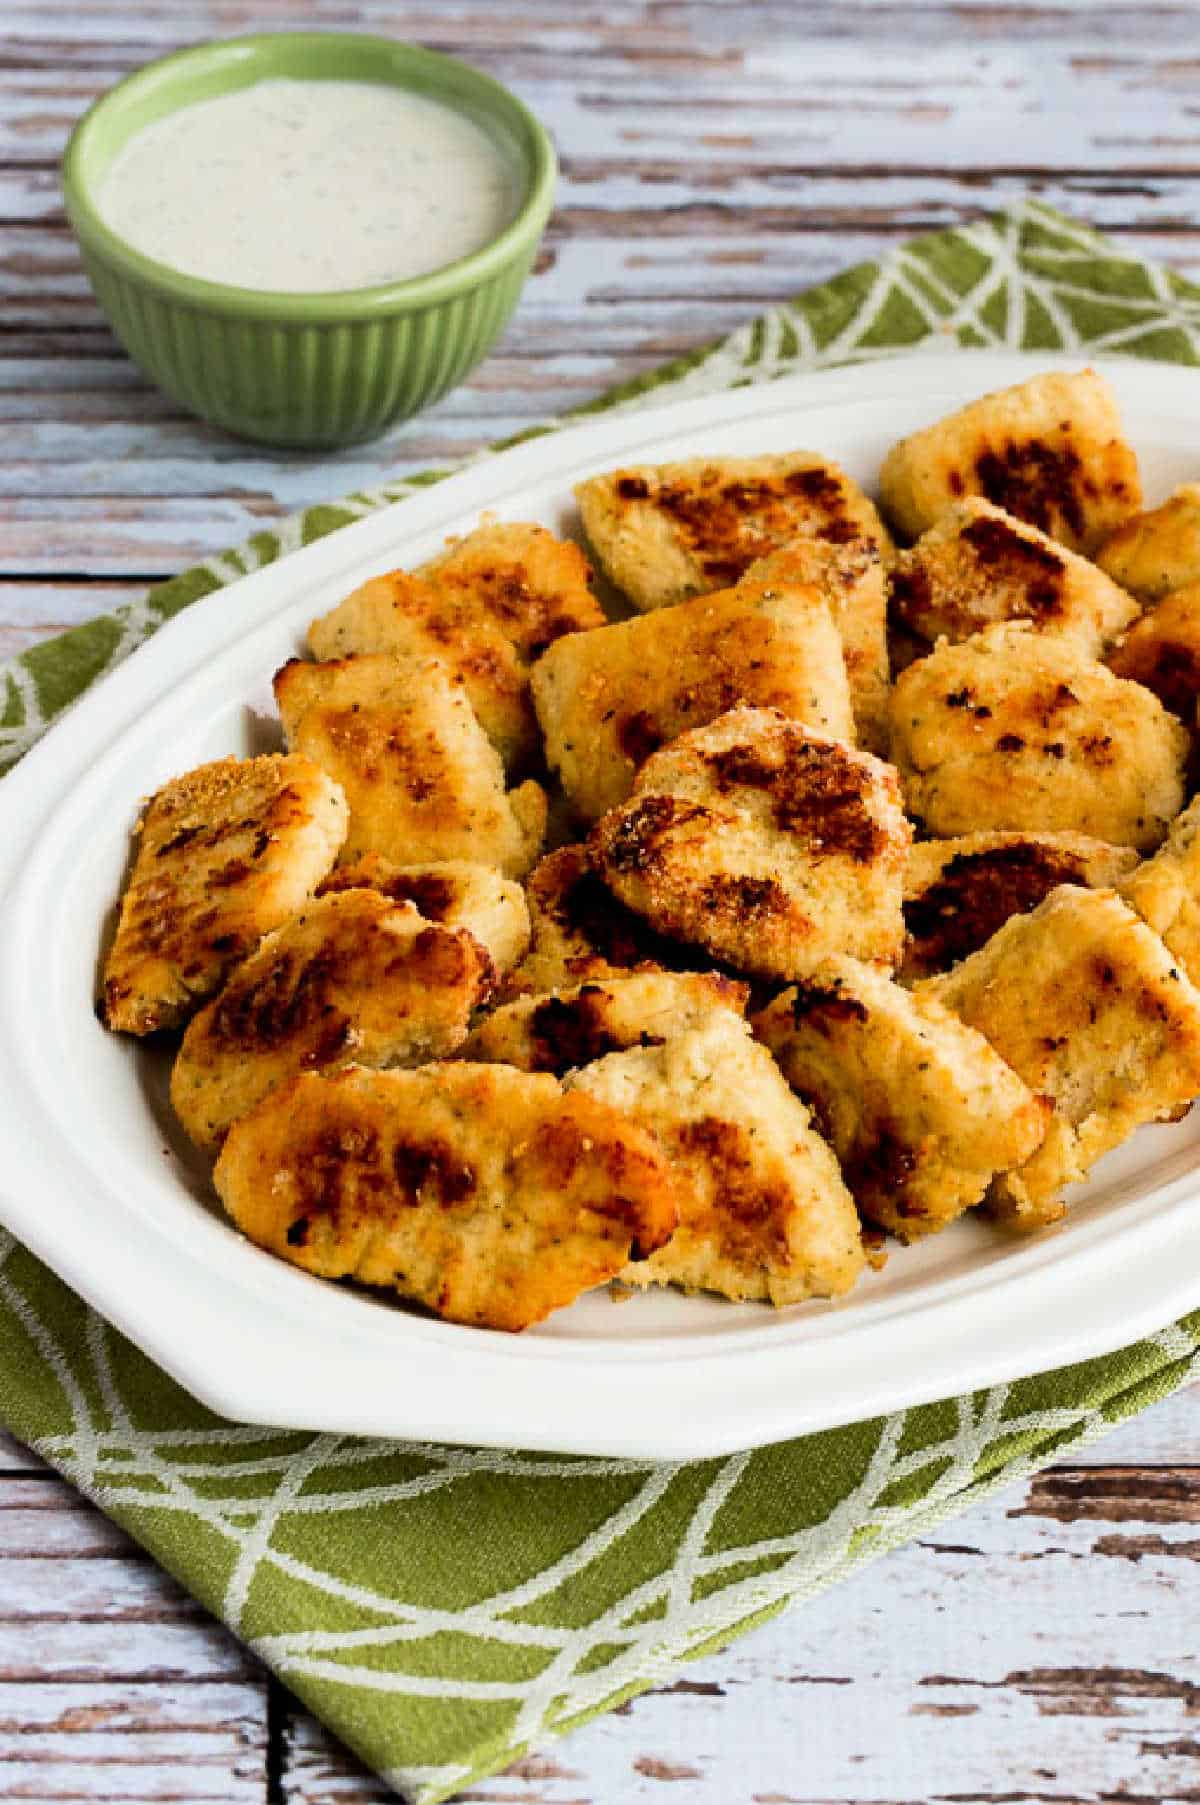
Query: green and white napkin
0 200 1198 1803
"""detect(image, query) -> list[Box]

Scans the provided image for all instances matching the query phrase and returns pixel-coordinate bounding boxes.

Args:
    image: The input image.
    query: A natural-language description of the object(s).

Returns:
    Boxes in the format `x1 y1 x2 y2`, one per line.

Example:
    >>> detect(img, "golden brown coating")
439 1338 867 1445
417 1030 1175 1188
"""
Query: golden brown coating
739 539 889 751
213 1063 680 1331
574 452 892 612
1106 581 1200 717
879 370 1141 554
1096 483 1200 602
101 754 348 1037
308 521 603 770
530 565 855 821
1121 793 1200 987
753 957 1051 1241
888 624 1189 850
925 886 1200 1229
901 831 1140 981
889 497 1138 653
171 890 494 1150
274 653 546 877
509 844 706 995
590 707 911 980
567 1012 865 1304
316 854 530 974
464 970 748 1073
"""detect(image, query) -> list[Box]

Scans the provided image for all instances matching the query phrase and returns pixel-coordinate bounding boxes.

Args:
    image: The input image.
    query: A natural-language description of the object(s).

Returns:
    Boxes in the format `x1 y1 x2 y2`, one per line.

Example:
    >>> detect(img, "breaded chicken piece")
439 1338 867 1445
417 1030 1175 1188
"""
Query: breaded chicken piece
317 854 529 974
464 970 748 1073
754 957 1050 1241
171 890 493 1150
274 654 546 877
1106 582 1200 717
567 1012 865 1304
213 1063 680 1331
102 754 348 1036
745 540 890 752
509 844 705 995
889 624 1189 850
308 522 603 770
591 707 911 980
417 518 596 629
925 886 1200 1229
531 566 854 821
879 369 1141 554
889 497 1137 653
1121 793 1200 987
901 831 1140 980
1097 483 1200 602
575 452 892 612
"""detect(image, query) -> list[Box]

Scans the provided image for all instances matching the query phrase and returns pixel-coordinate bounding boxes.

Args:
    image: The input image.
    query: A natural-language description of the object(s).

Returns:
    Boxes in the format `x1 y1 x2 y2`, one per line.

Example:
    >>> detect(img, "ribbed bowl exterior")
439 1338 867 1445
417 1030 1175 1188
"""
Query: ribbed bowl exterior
81 244 536 448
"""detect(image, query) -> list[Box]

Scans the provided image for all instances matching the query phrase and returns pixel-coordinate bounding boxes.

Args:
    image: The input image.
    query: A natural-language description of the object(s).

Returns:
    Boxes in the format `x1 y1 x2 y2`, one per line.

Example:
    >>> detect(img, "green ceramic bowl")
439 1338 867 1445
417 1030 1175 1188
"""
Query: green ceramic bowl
62 33 557 448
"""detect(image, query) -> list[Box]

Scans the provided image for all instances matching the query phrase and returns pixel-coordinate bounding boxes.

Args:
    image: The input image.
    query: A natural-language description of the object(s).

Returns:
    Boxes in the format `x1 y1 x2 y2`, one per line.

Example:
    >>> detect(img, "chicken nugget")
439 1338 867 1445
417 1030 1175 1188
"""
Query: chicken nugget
889 624 1188 849
308 521 602 769
101 754 347 1036
510 844 703 995
567 1012 864 1304
879 369 1141 553
417 518 599 650
274 653 546 877
317 853 529 974
531 567 854 821
591 707 910 979
889 497 1137 653
745 539 890 752
213 1063 680 1331
465 970 747 1072
925 885 1200 1228
1096 483 1200 602
1121 793 1200 987
171 890 494 1150
1106 582 1200 717
901 831 1139 980
575 452 891 612
754 956 1051 1240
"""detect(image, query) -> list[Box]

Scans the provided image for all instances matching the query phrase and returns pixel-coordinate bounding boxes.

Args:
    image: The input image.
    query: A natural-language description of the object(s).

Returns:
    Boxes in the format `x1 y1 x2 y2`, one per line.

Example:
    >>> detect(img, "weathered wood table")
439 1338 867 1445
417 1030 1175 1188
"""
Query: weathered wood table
1 3 1197 1798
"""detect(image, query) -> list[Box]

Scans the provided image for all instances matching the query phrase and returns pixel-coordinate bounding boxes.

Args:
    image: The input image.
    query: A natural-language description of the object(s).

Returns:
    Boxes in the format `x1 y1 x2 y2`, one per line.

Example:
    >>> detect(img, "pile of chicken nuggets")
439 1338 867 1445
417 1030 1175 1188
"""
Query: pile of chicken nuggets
99 368 1200 1330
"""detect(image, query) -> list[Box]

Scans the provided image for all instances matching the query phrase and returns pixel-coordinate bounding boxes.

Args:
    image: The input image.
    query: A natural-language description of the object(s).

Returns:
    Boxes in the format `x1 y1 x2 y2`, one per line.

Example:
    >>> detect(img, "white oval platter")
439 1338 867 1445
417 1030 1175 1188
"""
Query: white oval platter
0 350 1198 1460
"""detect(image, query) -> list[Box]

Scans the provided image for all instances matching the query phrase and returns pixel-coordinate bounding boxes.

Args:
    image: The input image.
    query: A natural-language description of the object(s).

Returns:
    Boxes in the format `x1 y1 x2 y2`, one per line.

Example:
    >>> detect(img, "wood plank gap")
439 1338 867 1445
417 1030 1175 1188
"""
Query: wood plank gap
264 1679 287 1805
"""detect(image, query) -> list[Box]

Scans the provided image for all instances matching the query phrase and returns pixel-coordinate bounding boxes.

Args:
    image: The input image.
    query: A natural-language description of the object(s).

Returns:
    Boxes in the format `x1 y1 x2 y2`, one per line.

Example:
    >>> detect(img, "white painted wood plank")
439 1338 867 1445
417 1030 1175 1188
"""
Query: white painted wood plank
0 1682 267 1802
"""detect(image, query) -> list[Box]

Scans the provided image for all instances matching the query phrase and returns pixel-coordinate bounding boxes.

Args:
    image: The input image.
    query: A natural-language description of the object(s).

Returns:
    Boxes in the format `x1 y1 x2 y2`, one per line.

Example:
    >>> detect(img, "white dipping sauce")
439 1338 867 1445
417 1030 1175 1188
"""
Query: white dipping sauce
98 78 522 292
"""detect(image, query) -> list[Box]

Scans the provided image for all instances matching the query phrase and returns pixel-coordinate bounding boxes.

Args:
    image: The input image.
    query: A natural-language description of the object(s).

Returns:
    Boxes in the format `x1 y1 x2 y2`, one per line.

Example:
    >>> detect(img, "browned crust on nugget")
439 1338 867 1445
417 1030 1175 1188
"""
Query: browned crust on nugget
530 568 855 820
1106 581 1200 717
1097 483 1200 602
171 890 494 1149
888 624 1189 849
591 708 910 979
901 832 1140 979
925 885 1200 1228
464 970 748 1074
890 498 1137 652
102 754 347 1036
316 853 530 973
309 523 602 770
274 653 546 876
879 370 1141 554
212 1064 679 1331
575 453 892 612
754 957 1051 1240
